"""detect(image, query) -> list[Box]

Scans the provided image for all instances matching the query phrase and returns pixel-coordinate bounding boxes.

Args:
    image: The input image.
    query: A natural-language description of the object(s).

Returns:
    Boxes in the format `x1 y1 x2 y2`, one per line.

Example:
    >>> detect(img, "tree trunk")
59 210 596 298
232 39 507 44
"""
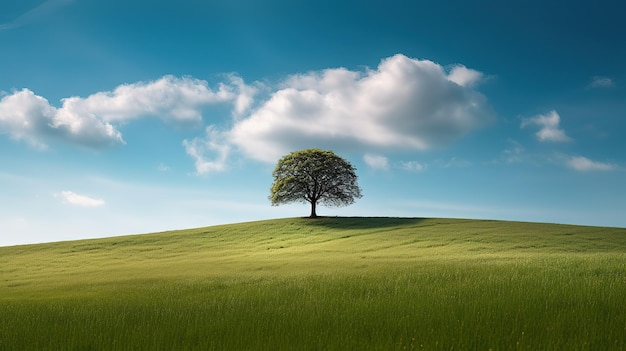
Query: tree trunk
309 201 318 218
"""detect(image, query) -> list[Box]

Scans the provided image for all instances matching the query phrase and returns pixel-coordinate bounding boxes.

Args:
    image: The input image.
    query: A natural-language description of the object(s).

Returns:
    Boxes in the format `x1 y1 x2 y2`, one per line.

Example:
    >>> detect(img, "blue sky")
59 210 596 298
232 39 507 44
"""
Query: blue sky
1 0 625 246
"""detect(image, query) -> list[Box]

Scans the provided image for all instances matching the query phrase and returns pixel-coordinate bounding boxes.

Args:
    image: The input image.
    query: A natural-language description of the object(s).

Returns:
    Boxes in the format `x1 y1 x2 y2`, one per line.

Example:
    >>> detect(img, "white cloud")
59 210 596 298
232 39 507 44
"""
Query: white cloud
2 54 493 173
521 110 571 142
0 75 255 149
399 160 426 171
62 75 234 124
58 191 105 207
0 89 56 149
447 65 484 87
230 54 493 163
227 74 261 118
182 126 231 174
363 154 389 170
567 156 615 171
589 76 615 88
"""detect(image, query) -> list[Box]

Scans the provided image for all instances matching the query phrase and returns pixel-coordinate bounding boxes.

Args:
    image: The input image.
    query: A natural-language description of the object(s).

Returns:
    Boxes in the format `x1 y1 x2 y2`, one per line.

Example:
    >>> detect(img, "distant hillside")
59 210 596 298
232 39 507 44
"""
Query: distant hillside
2 217 625 283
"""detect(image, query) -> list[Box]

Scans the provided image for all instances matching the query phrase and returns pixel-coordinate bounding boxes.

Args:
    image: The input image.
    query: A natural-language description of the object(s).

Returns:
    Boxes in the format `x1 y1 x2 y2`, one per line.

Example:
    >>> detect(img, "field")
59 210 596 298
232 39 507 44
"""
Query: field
1 217 626 350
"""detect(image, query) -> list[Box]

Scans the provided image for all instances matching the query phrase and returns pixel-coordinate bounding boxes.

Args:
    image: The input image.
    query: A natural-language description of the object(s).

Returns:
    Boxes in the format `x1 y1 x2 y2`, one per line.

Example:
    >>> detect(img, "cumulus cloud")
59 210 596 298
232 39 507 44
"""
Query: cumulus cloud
0 88 121 148
229 54 493 163
61 75 234 124
2 54 493 173
182 126 231 174
521 110 571 142
50 75 240 145
0 75 253 148
567 156 615 171
589 76 615 88
58 191 105 207
363 154 389 170
0 89 57 149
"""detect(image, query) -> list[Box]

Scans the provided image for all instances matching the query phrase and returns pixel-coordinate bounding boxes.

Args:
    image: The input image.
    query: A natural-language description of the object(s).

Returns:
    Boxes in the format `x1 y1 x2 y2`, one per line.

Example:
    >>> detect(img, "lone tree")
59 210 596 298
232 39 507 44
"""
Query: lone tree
269 149 362 218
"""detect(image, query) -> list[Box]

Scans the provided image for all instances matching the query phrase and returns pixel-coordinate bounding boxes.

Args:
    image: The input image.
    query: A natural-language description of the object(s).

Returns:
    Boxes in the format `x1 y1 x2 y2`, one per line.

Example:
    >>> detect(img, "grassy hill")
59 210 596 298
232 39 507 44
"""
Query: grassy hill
1 217 626 350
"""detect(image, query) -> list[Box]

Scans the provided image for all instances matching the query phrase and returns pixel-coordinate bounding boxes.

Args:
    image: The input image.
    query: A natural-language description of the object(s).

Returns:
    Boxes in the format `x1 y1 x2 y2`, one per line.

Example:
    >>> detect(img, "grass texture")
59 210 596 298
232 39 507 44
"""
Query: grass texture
1 217 625 350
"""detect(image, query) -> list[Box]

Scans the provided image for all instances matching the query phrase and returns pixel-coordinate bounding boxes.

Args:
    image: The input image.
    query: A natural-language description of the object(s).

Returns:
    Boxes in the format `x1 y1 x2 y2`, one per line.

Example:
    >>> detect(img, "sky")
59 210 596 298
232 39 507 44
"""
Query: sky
1 0 625 246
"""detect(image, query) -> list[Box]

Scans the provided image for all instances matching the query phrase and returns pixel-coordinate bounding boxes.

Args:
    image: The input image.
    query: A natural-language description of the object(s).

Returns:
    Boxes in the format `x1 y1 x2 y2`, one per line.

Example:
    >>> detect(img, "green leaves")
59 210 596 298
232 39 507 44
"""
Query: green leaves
269 149 362 216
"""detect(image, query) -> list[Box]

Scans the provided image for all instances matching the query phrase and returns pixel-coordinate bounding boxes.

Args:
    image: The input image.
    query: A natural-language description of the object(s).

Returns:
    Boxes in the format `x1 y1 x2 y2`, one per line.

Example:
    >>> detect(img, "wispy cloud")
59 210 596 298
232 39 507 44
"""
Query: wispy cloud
57 191 105 207
521 110 572 143
502 139 525 163
567 156 615 172
589 76 615 89
440 157 472 168
182 126 231 175
363 154 389 170
399 160 426 171
0 0 74 31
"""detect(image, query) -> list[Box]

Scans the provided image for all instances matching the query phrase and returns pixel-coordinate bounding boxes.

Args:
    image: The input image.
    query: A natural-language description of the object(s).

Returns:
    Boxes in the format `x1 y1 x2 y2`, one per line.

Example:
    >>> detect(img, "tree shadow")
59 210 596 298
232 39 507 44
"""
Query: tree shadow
300 216 427 230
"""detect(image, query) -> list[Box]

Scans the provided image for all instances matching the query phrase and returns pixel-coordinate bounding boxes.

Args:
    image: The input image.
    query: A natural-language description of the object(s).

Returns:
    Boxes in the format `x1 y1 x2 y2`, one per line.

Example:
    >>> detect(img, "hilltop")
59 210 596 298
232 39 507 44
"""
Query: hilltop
1 217 625 350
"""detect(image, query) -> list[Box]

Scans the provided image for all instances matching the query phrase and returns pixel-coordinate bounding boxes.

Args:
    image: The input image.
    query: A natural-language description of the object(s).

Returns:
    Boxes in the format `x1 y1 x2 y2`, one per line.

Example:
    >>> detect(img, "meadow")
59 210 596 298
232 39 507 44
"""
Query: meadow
1 217 625 350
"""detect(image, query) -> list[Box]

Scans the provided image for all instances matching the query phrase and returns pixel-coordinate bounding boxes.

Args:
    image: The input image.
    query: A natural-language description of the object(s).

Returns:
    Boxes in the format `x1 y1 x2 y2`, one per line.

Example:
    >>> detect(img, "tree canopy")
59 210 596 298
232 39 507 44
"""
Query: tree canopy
269 149 362 218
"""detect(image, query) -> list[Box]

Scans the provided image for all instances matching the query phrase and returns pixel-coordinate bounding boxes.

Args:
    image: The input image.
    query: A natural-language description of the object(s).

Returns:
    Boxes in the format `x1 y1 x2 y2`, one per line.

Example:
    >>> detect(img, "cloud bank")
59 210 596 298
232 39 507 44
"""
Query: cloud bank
1 54 493 173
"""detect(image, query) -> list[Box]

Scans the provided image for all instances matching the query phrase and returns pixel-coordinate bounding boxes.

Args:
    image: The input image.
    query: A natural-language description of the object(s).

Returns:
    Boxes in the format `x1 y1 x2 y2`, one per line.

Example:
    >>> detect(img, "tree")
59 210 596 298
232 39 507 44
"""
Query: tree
269 149 362 218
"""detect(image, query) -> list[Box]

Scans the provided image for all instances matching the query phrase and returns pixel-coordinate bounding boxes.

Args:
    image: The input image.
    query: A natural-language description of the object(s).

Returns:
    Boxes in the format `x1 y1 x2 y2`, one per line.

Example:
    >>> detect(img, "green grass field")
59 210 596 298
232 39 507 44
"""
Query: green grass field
1 217 625 350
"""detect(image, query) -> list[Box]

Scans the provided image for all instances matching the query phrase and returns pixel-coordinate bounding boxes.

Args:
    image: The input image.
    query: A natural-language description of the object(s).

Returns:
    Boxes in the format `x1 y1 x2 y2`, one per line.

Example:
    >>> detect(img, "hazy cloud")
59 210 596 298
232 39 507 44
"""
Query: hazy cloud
589 76 615 89
521 110 571 142
363 154 389 170
230 54 494 163
440 157 472 168
58 191 105 207
567 156 615 171
0 0 74 31
182 126 231 174
502 139 525 163
399 160 426 171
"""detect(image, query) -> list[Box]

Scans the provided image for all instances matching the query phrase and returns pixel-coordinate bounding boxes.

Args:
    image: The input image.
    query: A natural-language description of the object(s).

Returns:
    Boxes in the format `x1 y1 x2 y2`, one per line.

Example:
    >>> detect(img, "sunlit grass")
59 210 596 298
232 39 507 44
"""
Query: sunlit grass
1 217 625 350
